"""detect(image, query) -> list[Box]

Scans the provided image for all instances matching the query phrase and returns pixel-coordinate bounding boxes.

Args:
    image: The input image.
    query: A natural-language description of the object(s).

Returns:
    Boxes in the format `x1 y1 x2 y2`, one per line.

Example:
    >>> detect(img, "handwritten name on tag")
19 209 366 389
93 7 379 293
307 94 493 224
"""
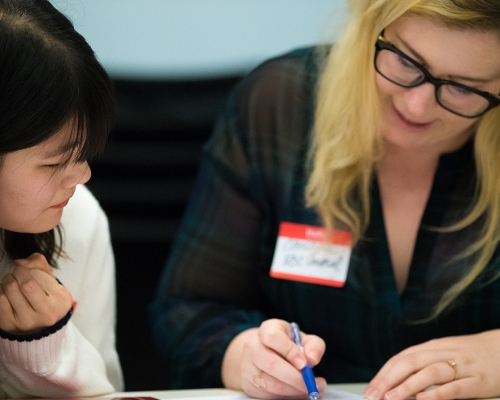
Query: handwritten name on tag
270 222 352 287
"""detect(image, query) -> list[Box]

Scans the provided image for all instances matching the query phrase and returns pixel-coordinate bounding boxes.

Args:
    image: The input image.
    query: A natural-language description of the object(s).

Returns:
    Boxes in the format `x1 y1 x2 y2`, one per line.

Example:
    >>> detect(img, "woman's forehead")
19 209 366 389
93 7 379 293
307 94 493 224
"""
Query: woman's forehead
387 14 500 82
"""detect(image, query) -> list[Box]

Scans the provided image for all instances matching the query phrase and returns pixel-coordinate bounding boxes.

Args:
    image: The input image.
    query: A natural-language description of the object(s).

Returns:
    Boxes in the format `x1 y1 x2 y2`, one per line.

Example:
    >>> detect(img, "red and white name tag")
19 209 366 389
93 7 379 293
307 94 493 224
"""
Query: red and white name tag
270 222 352 287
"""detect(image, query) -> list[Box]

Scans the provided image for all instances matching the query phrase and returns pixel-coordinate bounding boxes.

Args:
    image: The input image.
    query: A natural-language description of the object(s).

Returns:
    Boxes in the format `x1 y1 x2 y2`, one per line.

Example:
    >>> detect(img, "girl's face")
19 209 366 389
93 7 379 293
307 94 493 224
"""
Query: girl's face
376 14 500 154
0 122 91 233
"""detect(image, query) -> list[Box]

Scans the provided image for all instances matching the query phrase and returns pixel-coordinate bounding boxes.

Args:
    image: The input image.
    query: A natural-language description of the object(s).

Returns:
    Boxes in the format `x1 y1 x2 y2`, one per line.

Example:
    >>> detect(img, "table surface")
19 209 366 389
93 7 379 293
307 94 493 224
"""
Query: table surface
112 383 368 398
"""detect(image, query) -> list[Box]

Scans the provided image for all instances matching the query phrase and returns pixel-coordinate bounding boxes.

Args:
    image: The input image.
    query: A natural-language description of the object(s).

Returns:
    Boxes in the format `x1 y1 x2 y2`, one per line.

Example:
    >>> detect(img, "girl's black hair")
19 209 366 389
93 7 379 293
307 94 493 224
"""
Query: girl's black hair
0 0 115 266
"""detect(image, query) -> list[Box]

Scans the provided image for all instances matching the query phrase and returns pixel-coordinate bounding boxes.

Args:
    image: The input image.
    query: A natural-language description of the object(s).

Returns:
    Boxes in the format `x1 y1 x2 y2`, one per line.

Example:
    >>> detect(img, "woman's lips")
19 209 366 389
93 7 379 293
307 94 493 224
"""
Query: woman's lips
393 106 433 130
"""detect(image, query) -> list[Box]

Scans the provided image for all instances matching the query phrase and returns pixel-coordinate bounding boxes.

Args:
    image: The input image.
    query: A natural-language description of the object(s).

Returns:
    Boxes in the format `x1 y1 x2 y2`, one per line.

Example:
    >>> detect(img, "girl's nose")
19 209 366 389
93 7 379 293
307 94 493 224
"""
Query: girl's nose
61 161 91 188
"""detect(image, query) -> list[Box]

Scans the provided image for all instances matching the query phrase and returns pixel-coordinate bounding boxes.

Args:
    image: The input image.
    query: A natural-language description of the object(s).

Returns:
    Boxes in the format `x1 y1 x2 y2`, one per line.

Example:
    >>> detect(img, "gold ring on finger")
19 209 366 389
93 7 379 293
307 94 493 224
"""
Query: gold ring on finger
251 373 267 389
446 359 458 381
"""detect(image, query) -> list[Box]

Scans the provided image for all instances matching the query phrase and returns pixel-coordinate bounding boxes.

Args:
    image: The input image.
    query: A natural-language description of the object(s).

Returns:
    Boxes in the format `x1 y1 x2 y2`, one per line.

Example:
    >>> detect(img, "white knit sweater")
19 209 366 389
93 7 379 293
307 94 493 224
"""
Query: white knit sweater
0 185 124 398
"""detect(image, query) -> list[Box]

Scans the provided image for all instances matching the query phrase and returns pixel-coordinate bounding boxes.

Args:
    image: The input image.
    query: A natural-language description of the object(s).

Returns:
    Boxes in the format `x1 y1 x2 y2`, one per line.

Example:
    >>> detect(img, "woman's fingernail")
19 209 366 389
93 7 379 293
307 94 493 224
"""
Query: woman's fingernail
293 356 306 369
308 351 320 364
365 388 380 400
417 392 427 400
15 258 28 265
384 392 395 400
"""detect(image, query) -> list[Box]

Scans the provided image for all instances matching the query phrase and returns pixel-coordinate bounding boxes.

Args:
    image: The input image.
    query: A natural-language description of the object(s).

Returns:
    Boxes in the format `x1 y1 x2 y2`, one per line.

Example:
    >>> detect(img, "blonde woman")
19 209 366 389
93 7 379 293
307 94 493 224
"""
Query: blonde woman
151 1 500 399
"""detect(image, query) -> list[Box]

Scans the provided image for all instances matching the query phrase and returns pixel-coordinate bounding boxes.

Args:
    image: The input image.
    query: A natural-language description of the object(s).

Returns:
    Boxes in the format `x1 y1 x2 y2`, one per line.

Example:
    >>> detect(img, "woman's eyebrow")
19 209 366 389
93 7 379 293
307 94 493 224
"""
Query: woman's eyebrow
447 74 492 84
394 32 427 64
395 32 496 84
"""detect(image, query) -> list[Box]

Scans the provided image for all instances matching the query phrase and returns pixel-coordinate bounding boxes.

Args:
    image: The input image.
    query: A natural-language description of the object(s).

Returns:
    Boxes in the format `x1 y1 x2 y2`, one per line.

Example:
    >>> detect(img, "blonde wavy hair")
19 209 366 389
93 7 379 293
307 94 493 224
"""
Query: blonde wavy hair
306 0 500 318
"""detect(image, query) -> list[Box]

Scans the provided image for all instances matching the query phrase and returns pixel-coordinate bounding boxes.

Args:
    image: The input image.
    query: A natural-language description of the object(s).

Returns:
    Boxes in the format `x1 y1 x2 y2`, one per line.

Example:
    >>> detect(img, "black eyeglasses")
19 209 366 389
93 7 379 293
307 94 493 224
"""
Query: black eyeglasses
374 32 500 118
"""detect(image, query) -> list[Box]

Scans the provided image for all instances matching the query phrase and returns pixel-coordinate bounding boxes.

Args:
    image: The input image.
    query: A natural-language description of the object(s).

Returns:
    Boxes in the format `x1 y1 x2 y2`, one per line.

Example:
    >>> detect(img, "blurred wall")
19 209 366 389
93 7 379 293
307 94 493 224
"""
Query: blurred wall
50 0 347 79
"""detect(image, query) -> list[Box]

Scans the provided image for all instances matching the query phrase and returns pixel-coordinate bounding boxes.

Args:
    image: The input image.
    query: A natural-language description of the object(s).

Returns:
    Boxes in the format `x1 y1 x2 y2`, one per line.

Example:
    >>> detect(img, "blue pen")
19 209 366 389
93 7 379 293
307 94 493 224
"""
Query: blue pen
290 322 319 400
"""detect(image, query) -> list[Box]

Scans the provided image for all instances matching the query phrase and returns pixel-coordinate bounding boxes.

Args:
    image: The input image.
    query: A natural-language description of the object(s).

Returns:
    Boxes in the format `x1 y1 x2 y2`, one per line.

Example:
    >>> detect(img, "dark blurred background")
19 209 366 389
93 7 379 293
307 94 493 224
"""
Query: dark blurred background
86 76 240 390
50 0 346 391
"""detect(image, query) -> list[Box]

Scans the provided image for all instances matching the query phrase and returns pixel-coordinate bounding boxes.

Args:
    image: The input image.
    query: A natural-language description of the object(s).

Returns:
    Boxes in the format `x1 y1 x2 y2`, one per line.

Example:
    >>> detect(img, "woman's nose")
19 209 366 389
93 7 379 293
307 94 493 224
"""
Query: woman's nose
61 161 91 188
403 82 437 117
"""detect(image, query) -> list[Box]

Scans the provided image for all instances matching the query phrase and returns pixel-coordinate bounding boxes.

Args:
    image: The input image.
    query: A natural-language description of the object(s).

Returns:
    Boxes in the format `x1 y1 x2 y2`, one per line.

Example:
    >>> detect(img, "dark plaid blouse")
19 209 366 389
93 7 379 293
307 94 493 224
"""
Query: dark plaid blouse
150 47 500 389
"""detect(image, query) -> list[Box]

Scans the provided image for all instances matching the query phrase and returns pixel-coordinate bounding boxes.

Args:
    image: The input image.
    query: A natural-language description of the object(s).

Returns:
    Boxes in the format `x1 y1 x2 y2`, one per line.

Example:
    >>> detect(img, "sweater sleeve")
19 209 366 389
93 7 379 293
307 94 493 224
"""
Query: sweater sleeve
149 146 269 388
0 185 123 398
149 65 272 389
150 48 317 389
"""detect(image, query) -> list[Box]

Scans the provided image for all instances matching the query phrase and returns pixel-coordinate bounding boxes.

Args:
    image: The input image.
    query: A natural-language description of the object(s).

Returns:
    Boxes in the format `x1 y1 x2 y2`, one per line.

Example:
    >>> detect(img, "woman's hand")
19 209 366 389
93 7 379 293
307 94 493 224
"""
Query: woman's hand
364 330 500 400
0 252 73 334
222 318 326 399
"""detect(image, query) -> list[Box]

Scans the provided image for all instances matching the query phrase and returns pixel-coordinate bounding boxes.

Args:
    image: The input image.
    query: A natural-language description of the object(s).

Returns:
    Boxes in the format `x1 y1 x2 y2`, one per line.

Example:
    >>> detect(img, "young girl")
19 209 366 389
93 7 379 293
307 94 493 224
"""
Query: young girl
151 0 500 399
0 0 123 396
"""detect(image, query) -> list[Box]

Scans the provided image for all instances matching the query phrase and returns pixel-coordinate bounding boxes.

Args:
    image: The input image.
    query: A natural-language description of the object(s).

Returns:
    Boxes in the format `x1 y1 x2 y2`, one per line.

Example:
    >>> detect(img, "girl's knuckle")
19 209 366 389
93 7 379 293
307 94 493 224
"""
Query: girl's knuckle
0 293 10 307
20 279 37 294
2 280 17 295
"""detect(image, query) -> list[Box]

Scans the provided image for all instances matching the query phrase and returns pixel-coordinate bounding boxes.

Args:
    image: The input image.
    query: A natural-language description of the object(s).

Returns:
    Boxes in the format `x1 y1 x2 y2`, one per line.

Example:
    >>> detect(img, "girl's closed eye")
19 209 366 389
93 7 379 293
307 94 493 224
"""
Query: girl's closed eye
45 163 62 169
42 155 77 170
42 162 65 170
42 160 72 172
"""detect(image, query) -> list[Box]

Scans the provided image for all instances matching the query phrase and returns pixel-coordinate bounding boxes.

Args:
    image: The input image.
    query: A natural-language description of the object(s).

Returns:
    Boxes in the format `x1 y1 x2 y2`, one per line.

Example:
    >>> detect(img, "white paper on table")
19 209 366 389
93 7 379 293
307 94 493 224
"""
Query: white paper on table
159 396 244 400
161 388 365 400
323 388 365 400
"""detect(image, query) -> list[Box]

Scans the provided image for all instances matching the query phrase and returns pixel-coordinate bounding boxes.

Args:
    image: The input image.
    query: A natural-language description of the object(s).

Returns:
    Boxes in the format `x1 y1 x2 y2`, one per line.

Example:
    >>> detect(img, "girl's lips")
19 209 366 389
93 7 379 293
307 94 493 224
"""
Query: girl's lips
393 106 433 130
51 198 70 209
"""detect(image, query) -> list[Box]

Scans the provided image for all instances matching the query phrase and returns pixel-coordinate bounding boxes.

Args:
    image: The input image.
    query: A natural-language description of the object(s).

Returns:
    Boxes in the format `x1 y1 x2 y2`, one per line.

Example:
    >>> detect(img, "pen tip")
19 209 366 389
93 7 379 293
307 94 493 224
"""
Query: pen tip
309 393 320 400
